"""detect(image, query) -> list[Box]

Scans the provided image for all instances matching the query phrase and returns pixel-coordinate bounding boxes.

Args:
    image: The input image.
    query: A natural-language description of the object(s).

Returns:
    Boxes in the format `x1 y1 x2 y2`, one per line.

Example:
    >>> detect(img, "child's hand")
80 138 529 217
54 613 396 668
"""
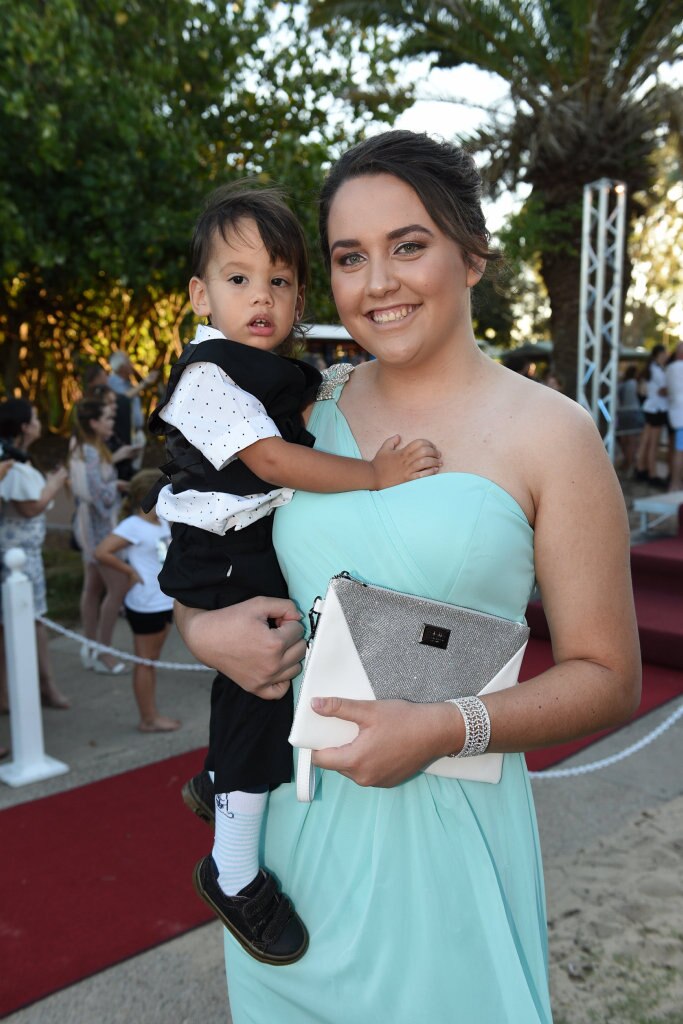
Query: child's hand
371 435 442 489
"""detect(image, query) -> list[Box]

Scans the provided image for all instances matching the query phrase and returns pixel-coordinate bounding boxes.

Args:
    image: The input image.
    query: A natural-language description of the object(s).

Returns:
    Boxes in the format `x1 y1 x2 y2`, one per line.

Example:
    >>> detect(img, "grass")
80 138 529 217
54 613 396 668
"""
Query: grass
43 540 83 627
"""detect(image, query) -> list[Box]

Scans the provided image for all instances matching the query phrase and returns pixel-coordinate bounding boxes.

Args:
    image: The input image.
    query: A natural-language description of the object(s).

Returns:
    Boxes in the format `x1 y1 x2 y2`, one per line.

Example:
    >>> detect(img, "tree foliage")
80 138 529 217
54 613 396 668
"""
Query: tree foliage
623 141 683 348
309 0 682 393
0 0 409 426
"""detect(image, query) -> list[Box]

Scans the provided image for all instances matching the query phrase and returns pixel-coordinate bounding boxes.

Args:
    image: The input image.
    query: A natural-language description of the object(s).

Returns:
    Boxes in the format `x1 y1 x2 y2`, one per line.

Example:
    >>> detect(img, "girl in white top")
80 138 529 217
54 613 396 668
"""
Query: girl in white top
636 344 670 484
95 470 179 733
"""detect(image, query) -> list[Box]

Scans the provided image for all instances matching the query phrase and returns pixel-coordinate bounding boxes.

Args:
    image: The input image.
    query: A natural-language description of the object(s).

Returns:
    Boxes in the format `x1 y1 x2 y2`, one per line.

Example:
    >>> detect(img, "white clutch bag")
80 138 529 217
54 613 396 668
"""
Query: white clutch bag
289 572 529 801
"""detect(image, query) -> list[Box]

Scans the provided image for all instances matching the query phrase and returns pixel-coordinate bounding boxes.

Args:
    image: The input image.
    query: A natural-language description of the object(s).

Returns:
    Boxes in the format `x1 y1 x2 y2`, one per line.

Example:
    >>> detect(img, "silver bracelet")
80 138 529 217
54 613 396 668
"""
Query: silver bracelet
447 696 491 758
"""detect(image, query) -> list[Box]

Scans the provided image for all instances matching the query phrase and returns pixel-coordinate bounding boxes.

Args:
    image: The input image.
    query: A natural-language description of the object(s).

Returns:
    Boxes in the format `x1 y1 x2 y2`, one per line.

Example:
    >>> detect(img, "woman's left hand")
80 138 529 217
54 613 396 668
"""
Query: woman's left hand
311 697 460 788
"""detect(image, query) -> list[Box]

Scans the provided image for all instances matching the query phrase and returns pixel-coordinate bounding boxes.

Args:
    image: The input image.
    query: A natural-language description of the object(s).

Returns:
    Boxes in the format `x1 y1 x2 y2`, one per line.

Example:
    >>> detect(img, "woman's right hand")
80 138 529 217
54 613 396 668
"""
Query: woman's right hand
174 597 306 698
111 444 136 463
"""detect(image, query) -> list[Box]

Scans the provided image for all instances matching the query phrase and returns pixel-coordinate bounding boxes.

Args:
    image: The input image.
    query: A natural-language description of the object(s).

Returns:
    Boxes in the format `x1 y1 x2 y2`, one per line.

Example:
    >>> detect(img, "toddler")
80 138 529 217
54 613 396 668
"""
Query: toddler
148 182 440 965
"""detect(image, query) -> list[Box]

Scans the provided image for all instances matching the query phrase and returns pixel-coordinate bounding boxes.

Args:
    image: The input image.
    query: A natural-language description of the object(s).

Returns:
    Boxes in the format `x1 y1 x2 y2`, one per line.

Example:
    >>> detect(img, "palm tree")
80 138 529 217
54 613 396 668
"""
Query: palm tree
310 0 682 394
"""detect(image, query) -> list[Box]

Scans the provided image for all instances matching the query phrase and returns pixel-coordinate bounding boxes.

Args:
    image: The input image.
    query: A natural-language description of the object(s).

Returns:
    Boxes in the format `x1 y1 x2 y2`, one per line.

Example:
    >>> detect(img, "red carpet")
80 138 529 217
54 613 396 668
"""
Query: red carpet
520 638 683 771
1 644 681 1016
524 531 683 766
0 749 212 1017
630 536 683 668
528 534 683 672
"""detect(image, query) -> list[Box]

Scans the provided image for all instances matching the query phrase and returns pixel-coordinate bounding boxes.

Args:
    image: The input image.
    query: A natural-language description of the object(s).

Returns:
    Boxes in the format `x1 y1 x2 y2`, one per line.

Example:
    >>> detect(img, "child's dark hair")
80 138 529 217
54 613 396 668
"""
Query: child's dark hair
120 469 164 519
191 181 309 291
318 130 501 274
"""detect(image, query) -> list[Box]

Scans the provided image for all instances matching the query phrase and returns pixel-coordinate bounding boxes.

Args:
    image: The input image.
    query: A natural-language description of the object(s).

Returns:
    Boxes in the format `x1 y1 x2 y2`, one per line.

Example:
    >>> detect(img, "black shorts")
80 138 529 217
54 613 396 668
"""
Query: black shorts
158 517 287 610
644 411 668 428
124 606 173 635
204 672 293 792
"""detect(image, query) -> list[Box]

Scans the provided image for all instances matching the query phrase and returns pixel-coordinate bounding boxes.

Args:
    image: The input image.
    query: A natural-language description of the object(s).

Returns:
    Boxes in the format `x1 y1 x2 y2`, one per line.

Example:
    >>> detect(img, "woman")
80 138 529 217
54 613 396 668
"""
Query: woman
175 131 641 1023
69 397 130 674
616 364 645 471
88 384 142 480
635 344 669 486
0 399 70 710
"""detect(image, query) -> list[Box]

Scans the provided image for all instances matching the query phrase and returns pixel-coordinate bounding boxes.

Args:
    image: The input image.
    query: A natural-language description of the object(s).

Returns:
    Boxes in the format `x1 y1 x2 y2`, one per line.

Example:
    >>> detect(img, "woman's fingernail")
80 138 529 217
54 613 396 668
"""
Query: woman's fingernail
311 697 324 711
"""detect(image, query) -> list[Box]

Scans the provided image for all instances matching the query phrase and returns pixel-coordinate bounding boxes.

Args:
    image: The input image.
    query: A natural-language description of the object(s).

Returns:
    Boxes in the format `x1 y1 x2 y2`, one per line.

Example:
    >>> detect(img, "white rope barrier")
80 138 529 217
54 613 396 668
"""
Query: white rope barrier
529 699 683 778
36 615 212 671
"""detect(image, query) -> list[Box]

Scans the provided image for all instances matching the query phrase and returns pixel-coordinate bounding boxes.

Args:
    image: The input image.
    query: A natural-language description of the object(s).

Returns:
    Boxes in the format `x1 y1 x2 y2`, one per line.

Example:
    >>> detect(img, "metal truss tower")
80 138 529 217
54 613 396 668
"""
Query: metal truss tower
577 178 627 460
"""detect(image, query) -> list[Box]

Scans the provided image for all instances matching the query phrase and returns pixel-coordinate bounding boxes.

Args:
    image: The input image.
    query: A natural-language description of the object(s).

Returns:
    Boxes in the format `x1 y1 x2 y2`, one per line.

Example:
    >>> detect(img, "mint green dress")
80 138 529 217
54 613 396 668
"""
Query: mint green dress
225 377 553 1024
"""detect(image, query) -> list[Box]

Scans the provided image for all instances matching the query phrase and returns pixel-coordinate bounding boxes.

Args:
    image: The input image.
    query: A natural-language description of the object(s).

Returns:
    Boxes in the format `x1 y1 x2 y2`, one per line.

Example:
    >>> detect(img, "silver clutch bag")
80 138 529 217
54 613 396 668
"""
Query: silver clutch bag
289 572 530 800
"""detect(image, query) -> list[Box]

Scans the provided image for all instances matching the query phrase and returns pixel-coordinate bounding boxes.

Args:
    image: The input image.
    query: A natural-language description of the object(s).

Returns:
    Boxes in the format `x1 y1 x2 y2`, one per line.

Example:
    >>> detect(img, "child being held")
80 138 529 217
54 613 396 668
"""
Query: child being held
148 182 441 966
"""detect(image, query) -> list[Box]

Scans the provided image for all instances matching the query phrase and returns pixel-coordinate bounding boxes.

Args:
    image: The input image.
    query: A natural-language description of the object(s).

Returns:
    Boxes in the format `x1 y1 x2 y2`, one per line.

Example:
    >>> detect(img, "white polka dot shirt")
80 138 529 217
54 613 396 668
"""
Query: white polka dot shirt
157 325 294 535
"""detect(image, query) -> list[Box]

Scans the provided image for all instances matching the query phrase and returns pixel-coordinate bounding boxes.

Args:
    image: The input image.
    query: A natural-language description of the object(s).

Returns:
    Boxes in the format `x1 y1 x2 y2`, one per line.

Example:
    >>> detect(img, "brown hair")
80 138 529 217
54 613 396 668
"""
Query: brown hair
318 130 501 274
72 398 113 462
191 182 308 285
190 181 309 353
119 469 163 518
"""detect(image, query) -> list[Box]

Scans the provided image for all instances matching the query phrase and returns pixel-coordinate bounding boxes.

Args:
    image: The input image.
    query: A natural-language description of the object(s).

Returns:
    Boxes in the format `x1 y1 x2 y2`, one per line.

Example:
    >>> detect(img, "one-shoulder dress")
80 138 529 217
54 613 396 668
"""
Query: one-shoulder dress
224 376 553 1024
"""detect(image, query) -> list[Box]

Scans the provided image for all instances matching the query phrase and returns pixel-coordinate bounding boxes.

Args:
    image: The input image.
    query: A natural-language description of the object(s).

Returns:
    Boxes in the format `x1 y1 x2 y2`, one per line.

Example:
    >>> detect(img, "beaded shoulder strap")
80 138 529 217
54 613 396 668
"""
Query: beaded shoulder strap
315 362 354 401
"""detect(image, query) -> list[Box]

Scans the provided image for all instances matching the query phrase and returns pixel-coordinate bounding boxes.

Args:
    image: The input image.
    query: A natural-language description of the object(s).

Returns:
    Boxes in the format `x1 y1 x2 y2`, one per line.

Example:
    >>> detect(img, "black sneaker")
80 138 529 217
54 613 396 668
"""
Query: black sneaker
192 855 308 966
181 771 215 827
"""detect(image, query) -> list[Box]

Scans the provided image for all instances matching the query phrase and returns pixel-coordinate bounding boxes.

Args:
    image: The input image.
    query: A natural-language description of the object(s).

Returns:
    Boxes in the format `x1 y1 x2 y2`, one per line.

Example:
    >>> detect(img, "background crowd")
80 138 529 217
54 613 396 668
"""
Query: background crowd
0 352 174 753
617 343 683 491
0 337 680 758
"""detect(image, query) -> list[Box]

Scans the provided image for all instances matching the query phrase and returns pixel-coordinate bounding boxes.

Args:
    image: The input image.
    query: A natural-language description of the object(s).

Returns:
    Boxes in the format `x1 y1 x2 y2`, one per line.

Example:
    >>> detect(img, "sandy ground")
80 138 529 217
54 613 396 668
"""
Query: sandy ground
546 794 683 1024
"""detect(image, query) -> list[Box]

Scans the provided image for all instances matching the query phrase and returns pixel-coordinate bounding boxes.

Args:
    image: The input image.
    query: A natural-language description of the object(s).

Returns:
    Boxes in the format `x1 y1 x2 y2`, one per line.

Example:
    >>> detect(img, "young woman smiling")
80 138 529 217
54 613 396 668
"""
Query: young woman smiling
175 131 641 1024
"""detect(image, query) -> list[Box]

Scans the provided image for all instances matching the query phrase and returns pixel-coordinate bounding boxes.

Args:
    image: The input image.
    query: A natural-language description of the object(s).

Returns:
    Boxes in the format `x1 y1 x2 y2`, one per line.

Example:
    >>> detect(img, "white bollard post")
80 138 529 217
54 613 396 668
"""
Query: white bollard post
0 547 69 786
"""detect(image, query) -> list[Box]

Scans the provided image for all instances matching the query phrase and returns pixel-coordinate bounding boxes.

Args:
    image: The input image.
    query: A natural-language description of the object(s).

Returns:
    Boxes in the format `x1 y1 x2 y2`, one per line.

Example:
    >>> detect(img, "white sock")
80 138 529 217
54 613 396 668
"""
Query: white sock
212 789 267 896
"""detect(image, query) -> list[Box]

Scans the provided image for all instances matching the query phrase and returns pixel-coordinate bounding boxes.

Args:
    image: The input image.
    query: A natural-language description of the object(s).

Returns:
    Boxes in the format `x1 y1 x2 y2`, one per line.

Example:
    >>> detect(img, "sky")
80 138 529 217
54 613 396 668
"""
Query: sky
391 59 682 233
392 63 524 233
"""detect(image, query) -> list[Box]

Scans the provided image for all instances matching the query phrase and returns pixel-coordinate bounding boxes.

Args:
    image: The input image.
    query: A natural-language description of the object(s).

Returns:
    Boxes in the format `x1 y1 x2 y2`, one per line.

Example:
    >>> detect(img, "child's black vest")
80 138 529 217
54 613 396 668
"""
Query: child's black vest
145 337 321 508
